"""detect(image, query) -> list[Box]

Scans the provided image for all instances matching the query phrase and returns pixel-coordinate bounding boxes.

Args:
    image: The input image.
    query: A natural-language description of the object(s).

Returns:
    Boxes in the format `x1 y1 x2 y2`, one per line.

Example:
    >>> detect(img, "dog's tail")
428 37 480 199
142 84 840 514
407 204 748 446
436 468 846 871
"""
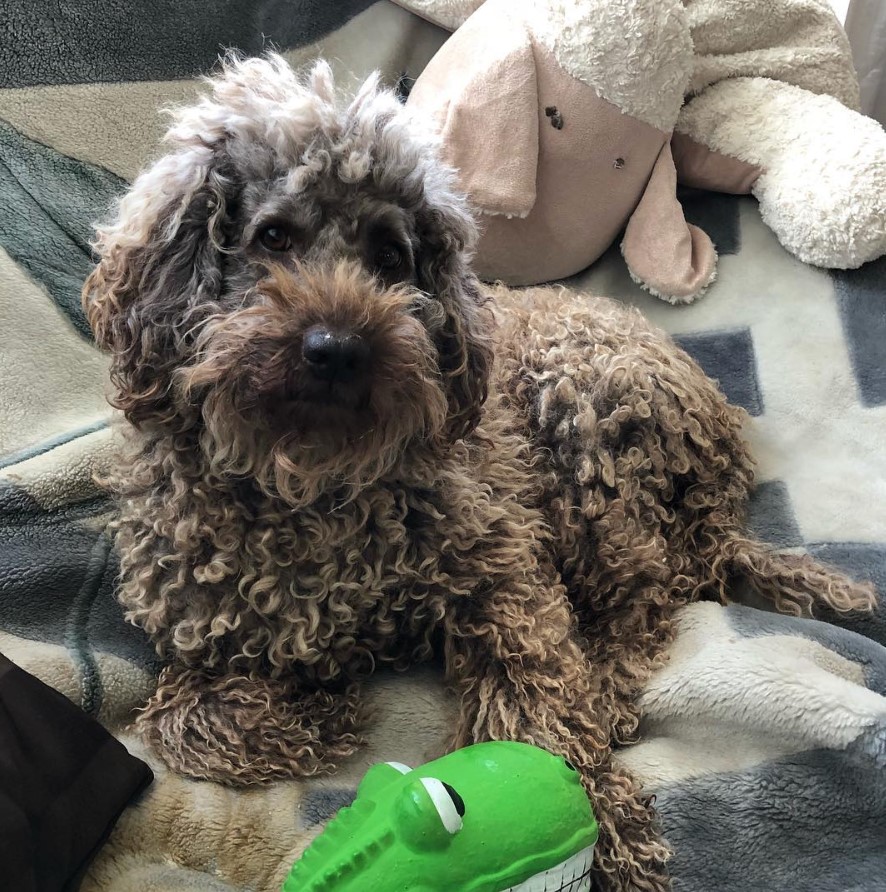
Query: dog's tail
718 532 877 617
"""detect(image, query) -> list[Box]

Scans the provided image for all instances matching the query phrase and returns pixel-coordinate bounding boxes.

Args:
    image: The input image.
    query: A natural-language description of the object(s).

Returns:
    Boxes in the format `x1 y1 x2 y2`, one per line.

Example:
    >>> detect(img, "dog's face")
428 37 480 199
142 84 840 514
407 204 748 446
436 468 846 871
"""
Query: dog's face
84 56 492 503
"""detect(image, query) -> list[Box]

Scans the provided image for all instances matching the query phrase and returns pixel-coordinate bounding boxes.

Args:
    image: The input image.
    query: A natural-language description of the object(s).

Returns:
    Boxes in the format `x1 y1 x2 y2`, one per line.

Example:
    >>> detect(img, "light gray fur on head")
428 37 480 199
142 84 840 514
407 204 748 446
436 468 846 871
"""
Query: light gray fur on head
96 53 478 282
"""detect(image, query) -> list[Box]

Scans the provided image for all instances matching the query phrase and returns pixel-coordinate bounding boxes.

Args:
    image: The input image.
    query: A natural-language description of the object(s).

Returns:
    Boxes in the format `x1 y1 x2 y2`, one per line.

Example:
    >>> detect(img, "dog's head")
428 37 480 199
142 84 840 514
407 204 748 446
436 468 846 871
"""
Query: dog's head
84 55 492 503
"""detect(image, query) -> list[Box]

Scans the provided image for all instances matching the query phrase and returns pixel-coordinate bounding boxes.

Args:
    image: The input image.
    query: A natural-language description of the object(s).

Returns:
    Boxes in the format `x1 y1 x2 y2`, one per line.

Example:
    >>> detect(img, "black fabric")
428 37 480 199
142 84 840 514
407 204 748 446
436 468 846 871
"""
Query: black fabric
0 653 153 892
0 0 377 88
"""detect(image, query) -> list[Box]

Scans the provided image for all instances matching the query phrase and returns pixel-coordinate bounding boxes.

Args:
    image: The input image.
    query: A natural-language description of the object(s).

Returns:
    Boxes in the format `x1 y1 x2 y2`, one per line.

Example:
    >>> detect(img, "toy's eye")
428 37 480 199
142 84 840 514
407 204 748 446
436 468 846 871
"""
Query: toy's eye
564 759 577 772
258 225 291 252
440 782 466 821
394 777 465 850
421 778 465 833
376 243 403 271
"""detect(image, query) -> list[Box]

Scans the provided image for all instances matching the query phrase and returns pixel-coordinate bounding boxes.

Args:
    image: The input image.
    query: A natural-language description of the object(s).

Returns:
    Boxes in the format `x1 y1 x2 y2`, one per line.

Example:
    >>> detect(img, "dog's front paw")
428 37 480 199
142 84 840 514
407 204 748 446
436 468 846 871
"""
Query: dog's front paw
138 667 366 785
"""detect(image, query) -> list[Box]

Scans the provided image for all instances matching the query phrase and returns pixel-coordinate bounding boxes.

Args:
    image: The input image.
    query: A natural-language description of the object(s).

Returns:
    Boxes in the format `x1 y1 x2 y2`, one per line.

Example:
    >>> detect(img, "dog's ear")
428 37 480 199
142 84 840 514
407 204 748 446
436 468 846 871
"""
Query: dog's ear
83 148 229 427
416 198 493 443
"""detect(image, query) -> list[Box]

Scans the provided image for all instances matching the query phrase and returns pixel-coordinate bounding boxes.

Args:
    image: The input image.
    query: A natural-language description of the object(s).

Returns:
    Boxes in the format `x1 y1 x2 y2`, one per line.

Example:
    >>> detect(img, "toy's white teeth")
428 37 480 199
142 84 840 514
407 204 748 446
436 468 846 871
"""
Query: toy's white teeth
501 845 594 892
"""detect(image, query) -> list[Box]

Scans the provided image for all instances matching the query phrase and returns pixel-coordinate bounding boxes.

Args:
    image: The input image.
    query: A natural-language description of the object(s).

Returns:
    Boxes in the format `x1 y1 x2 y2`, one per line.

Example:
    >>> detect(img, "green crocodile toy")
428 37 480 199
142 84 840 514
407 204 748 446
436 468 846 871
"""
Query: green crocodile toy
283 741 598 892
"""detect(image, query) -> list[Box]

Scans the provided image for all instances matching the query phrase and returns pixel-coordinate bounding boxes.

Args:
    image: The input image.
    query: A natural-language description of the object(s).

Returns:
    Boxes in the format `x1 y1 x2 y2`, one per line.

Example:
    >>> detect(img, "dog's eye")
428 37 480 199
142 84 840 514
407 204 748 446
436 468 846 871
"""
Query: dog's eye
376 244 403 271
258 225 291 252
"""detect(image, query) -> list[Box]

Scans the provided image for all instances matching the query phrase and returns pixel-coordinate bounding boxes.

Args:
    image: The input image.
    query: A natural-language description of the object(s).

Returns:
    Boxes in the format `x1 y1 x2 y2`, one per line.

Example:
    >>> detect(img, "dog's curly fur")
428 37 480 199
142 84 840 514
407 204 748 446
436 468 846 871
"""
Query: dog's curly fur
83 55 875 891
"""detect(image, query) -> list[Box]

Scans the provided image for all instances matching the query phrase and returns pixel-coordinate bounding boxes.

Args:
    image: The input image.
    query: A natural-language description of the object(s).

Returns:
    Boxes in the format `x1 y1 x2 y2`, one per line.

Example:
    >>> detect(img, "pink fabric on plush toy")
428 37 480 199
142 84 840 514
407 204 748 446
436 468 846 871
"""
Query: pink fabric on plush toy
416 14 539 220
408 0 718 303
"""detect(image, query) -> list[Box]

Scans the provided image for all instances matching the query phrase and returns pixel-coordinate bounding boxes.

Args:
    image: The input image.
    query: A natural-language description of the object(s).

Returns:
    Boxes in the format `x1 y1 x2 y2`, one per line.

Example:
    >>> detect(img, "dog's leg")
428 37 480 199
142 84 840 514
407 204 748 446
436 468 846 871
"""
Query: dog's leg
137 666 367 785
442 578 671 892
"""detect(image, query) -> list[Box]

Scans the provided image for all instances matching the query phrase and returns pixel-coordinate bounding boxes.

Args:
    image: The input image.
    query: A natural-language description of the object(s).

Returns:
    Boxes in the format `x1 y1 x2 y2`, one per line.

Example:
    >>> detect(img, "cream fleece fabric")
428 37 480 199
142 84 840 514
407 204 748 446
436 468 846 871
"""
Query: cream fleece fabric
523 0 692 133
617 602 886 787
676 0 886 269
683 0 861 108
678 77 886 269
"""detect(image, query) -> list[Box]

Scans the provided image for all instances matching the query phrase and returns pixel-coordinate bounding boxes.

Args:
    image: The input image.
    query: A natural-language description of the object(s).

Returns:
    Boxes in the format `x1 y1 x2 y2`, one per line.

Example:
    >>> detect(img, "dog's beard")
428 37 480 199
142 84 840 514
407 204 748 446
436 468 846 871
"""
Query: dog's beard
181 265 449 506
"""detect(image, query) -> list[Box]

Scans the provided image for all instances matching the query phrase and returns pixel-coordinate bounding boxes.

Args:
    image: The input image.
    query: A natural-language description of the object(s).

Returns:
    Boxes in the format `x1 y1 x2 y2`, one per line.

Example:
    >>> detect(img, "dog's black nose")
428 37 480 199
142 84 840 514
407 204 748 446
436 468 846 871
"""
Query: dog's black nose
302 326 370 381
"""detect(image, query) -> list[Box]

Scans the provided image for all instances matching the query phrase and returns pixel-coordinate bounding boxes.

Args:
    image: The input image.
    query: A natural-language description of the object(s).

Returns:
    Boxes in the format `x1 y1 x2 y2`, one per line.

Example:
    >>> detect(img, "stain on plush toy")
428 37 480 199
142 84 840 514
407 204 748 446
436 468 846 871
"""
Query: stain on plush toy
614 157 625 170
545 106 564 130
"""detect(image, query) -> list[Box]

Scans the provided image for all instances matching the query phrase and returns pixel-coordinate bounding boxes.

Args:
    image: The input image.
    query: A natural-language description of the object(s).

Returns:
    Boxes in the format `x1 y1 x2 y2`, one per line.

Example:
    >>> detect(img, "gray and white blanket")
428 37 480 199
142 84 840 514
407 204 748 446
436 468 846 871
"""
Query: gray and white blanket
0 2 884 890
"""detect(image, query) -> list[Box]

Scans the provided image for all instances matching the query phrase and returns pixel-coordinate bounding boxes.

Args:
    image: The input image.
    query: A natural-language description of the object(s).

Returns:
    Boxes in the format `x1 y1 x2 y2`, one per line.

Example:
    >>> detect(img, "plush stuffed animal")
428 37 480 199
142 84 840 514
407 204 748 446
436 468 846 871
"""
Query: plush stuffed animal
674 0 886 270
406 0 718 304
398 0 886 295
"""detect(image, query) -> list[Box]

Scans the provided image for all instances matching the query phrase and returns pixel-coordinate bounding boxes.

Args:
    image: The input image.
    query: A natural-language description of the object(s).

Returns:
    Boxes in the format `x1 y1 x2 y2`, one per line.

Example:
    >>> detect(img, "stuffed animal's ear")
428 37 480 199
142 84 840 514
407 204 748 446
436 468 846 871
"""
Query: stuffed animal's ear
408 13 539 219
621 140 718 305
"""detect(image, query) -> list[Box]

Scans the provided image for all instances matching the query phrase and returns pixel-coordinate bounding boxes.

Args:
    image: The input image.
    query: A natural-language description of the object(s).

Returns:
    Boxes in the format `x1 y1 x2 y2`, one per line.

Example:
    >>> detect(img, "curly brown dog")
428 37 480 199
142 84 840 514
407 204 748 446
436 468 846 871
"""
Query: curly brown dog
82 55 875 891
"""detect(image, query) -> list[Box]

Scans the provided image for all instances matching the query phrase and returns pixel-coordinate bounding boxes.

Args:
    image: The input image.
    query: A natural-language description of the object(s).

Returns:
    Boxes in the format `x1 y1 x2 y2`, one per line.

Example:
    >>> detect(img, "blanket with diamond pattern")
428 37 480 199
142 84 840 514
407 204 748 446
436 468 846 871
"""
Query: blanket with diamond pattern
1 3 884 890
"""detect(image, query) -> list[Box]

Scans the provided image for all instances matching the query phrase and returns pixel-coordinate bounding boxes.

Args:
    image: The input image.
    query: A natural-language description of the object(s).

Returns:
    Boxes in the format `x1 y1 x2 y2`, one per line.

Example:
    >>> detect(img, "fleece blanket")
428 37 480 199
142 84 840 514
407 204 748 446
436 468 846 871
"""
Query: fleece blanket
1 2 885 890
